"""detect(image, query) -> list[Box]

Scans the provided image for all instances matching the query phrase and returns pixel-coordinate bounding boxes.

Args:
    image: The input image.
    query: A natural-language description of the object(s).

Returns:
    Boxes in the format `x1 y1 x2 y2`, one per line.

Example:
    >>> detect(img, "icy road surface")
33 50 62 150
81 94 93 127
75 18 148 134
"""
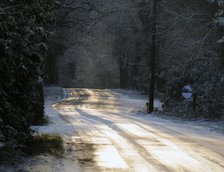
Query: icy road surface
43 88 224 172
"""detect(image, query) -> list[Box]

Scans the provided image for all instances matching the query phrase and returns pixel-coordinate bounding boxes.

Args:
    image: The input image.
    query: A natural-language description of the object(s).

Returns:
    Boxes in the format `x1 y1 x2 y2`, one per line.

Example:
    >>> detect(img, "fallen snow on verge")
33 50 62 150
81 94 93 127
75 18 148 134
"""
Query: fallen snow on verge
25 87 81 172
110 89 224 136
32 98 76 136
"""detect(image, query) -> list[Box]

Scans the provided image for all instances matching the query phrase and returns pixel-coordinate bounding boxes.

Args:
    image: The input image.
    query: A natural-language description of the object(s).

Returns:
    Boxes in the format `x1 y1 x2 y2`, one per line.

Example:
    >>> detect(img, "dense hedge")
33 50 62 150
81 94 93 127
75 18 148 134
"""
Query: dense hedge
158 0 224 119
0 0 56 145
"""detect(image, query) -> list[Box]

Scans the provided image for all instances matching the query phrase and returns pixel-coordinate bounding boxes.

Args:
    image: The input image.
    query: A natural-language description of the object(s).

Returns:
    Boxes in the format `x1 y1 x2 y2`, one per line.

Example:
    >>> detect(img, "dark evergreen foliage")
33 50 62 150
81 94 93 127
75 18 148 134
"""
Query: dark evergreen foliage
0 0 56 145
132 0 224 119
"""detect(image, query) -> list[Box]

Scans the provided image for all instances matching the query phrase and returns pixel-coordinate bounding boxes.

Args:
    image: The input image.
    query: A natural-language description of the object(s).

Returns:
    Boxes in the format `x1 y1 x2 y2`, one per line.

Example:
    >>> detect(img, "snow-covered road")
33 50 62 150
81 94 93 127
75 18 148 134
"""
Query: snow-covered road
42 88 224 172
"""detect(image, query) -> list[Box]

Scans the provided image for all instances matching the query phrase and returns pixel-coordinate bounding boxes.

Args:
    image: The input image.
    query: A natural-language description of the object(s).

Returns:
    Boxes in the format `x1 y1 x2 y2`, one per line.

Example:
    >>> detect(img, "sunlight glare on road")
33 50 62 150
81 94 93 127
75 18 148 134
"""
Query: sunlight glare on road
95 145 128 169
147 145 200 171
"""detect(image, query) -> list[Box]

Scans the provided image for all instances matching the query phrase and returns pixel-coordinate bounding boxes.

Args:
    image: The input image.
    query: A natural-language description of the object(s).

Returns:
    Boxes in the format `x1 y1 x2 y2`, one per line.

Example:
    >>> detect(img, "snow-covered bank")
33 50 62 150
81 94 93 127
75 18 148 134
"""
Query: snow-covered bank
106 89 224 136
26 87 81 172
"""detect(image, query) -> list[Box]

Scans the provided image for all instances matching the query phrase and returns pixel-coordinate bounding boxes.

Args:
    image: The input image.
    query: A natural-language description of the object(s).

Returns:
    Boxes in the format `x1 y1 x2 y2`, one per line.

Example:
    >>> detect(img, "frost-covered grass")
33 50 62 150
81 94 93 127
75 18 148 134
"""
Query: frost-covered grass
24 134 64 156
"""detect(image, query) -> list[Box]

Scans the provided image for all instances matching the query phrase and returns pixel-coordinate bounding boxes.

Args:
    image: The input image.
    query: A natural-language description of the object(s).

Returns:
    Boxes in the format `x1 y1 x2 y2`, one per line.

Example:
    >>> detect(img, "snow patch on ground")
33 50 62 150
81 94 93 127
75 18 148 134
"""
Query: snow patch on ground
113 89 224 136
32 98 76 136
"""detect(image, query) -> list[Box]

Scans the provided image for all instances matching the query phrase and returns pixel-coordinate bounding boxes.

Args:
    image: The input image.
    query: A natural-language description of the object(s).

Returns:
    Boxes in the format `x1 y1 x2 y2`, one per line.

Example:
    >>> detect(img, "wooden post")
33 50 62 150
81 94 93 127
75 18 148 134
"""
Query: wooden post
148 0 158 113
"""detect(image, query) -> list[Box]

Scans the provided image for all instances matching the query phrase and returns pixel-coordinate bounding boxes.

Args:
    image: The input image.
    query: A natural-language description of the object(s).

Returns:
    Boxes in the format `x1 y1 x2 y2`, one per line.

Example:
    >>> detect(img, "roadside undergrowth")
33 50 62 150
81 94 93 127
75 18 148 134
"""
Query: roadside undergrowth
0 134 64 165
24 134 64 156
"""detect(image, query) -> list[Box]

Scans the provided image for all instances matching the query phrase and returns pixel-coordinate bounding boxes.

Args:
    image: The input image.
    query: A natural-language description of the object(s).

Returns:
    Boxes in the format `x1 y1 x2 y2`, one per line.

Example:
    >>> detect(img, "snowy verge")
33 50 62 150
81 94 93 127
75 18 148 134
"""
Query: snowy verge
115 89 224 136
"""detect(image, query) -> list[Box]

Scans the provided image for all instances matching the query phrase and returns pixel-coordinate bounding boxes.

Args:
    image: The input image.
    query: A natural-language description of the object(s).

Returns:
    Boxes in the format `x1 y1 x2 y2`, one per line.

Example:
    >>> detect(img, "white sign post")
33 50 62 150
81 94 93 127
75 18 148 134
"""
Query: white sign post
182 85 197 113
